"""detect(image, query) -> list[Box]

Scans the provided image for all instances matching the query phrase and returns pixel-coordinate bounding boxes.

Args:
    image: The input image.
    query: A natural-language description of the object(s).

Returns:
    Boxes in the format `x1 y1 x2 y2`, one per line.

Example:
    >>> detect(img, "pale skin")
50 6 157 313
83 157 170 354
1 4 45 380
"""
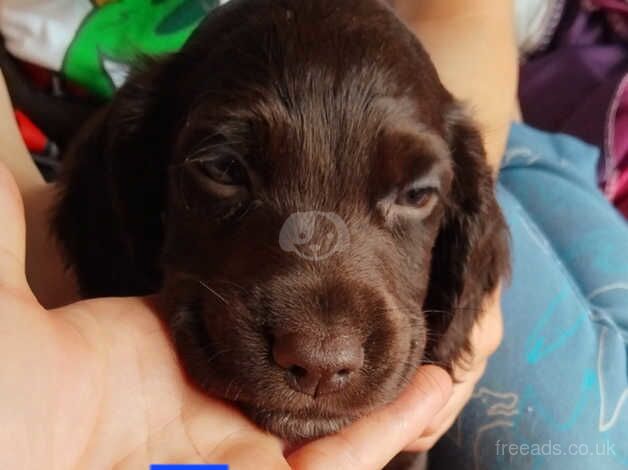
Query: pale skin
0 0 517 467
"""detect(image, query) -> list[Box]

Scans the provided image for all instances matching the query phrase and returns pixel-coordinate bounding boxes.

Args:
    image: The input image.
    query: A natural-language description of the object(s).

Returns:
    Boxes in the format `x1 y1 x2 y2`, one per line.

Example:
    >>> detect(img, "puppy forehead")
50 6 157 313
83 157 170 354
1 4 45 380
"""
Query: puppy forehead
175 0 448 132
171 0 453 211
175 90 452 216
262 92 447 183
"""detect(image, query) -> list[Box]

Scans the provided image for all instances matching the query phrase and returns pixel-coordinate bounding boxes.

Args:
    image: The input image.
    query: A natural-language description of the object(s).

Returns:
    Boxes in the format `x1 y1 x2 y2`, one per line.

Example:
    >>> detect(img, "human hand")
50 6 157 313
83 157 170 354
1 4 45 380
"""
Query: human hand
0 70 78 308
404 287 504 452
0 162 452 469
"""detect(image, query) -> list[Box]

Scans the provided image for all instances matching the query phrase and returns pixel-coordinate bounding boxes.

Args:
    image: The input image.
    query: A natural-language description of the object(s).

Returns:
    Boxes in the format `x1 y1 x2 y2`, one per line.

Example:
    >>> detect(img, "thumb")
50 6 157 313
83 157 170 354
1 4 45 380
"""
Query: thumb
288 365 452 470
0 162 29 294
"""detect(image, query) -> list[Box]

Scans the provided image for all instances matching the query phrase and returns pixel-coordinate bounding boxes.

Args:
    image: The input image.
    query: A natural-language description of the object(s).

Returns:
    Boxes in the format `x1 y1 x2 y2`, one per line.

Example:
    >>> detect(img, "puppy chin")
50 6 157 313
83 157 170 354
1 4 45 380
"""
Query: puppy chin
240 405 359 442
236 363 418 443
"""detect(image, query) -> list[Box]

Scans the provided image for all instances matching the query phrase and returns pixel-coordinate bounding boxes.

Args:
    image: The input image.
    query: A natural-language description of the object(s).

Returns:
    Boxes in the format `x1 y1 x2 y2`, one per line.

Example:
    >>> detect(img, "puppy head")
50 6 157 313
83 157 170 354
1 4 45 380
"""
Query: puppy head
55 0 509 441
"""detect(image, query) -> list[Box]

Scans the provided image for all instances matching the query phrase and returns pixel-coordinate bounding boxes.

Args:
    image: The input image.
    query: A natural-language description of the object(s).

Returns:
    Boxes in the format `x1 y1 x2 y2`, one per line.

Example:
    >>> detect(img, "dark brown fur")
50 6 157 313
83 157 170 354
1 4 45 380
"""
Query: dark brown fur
52 0 509 467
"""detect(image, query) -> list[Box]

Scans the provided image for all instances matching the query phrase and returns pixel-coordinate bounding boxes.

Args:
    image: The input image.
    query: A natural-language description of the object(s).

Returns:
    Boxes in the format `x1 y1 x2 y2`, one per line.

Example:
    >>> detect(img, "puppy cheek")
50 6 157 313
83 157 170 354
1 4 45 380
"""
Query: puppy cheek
157 280 239 384
378 290 421 377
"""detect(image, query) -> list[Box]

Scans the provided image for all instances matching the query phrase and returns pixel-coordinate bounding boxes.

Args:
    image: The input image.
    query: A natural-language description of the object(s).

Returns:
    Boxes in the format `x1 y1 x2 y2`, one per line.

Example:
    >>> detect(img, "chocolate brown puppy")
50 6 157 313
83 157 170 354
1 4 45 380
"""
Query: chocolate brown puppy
53 0 509 465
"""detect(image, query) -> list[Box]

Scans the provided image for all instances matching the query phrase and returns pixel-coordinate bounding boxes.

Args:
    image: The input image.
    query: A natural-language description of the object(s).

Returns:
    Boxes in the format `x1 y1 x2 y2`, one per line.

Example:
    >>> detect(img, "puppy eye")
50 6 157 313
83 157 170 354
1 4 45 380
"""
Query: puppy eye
396 185 438 210
199 155 248 186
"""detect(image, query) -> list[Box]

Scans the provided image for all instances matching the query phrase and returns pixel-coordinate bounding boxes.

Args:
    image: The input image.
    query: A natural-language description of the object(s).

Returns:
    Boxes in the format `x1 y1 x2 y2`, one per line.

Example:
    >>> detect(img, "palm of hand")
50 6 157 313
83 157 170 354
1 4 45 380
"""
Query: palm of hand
0 168 451 469
2 289 284 469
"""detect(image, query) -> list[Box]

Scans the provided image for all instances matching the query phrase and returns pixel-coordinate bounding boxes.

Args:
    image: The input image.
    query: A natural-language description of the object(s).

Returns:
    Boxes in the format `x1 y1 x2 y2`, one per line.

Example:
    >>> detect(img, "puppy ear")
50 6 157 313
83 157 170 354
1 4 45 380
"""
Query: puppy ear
53 57 177 297
423 107 510 371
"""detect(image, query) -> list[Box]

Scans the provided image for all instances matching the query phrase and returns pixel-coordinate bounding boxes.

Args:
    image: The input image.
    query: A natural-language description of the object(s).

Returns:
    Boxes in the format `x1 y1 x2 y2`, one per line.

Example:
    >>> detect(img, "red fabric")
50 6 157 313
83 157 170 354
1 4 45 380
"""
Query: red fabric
14 109 48 153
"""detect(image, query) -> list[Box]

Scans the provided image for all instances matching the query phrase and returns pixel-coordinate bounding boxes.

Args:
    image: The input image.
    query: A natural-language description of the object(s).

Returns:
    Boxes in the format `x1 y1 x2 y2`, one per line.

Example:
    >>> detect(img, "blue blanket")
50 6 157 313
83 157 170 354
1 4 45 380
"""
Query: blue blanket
431 123 628 469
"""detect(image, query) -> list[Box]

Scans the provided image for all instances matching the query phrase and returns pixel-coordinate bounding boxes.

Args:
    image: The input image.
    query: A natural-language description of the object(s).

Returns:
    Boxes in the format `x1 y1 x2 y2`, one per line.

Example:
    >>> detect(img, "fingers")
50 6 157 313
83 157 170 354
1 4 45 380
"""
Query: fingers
288 366 452 470
205 430 291 470
0 162 30 295
404 360 486 452
405 286 504 452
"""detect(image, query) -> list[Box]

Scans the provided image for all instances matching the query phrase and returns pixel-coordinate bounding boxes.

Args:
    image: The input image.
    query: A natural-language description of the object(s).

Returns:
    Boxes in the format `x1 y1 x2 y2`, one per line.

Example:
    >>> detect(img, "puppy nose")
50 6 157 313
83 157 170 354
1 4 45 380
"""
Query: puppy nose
272 332 364 397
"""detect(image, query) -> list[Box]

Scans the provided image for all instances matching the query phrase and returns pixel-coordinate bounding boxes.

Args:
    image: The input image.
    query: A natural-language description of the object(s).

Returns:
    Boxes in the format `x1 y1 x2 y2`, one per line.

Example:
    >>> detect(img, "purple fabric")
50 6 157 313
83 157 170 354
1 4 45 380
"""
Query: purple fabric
586 0 628 38
519 0 628 218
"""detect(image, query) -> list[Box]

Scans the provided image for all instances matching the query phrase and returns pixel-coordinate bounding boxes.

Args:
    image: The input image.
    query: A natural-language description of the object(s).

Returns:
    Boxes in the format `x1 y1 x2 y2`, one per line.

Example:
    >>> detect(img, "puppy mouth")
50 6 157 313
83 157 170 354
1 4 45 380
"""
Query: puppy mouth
231 363 413 442
164 285 422 442
239 404 363 441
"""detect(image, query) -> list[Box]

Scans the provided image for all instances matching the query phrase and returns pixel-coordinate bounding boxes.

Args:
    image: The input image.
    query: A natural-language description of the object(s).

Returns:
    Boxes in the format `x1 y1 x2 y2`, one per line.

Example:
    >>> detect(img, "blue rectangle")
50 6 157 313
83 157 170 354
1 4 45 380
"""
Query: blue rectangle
150 466 228 470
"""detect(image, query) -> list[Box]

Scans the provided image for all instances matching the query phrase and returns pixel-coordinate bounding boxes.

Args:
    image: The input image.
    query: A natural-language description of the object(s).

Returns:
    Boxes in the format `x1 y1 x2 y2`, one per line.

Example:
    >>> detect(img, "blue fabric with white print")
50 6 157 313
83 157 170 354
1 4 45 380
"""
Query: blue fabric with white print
430 123 628 469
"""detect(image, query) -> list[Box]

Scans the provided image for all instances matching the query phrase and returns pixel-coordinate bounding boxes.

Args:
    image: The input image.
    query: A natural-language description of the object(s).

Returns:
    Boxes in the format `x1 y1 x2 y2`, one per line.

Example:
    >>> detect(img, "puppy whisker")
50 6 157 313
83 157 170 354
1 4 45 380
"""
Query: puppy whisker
198 280 229 305
212 279 252 296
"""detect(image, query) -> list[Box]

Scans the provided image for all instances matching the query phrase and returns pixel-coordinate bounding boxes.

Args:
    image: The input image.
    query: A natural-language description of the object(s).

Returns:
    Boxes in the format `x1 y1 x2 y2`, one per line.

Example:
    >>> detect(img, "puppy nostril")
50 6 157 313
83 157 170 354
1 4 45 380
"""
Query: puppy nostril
288 365 308 378
272 332 364 396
